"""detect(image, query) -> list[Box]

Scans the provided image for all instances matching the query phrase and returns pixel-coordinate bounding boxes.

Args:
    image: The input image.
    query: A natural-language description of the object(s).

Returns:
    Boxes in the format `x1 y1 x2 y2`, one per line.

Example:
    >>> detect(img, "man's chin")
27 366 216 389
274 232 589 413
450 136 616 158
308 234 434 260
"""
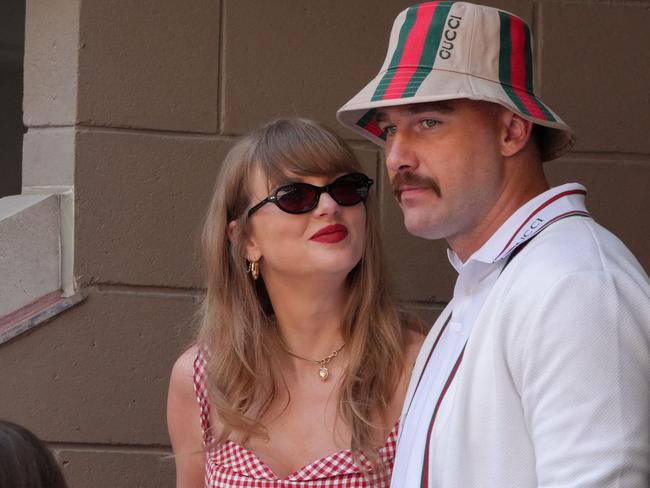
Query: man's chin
403 215 446 240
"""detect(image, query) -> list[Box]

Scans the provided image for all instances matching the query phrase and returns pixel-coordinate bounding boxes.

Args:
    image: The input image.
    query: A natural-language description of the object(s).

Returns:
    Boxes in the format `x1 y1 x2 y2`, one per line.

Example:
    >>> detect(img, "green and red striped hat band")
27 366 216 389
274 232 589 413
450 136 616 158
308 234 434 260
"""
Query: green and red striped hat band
337 1 575 162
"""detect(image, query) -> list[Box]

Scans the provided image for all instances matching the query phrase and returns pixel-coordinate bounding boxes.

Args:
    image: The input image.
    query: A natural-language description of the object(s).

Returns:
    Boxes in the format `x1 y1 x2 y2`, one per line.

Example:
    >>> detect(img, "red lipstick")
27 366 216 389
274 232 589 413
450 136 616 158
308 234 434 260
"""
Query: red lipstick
310 224 348 243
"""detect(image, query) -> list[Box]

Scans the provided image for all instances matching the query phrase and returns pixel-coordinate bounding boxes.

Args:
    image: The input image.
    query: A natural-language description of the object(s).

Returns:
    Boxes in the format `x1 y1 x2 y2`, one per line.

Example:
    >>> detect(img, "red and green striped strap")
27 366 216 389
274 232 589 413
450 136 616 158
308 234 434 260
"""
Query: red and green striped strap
495 188 587 260
400 314 453 427
419 343 466 488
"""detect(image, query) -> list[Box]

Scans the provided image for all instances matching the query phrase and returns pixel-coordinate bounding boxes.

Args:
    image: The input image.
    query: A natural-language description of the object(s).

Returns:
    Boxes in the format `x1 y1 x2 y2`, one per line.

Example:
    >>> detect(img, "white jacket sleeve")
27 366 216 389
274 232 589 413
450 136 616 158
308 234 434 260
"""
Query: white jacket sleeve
515 268 650 487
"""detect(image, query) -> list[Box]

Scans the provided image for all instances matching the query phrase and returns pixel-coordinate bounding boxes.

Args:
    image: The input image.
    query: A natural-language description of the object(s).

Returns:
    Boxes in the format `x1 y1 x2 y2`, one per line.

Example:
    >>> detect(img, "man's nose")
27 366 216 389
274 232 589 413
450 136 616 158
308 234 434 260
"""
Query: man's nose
385 132 417 174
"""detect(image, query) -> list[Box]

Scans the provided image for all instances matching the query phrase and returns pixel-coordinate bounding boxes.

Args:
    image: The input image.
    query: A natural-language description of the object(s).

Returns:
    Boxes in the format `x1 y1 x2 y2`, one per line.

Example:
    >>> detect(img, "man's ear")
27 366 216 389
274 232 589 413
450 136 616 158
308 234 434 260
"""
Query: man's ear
500 110 534 158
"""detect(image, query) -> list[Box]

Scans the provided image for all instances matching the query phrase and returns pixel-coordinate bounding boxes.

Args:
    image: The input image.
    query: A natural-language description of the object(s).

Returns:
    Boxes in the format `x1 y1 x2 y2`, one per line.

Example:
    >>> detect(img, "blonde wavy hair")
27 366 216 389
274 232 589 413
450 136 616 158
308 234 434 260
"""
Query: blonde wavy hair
198 118 408 463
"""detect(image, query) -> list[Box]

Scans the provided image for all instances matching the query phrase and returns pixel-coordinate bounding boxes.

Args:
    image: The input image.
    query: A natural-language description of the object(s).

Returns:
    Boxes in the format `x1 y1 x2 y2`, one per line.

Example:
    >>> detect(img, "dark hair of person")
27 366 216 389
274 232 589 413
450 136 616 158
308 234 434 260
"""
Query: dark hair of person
0 420 69 488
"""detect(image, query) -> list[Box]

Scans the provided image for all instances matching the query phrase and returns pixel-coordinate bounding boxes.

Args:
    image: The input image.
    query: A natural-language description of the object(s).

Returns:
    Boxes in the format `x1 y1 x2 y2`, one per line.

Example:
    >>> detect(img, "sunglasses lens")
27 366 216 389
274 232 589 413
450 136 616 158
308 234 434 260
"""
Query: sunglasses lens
330 174 370 206
276 185 318 213
265 174 371 215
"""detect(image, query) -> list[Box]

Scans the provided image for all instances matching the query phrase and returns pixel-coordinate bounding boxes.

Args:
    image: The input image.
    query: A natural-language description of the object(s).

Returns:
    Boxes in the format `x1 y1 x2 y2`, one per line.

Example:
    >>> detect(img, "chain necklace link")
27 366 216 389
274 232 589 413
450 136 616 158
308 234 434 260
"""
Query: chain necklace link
282 343 346 381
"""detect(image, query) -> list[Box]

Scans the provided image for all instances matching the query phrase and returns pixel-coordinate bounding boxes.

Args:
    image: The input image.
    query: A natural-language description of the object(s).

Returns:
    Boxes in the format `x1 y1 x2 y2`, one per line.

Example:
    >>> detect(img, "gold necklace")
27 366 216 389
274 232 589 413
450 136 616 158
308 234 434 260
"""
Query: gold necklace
282 343 346 381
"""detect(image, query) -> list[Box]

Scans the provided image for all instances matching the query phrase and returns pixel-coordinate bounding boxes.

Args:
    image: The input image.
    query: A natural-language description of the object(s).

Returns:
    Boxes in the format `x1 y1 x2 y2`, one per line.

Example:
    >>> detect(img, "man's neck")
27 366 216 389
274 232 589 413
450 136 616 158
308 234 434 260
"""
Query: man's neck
449 164 548 263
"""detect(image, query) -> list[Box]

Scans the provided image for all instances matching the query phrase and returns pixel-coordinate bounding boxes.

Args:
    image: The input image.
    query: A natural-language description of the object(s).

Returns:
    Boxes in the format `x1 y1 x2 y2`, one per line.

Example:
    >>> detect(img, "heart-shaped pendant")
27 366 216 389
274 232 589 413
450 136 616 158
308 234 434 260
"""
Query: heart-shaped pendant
319 366 329 381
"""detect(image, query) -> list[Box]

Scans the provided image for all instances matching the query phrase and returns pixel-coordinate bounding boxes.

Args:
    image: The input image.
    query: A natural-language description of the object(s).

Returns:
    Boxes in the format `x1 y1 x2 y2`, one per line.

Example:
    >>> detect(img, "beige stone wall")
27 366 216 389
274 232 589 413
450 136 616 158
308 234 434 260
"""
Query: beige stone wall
0 1 648 486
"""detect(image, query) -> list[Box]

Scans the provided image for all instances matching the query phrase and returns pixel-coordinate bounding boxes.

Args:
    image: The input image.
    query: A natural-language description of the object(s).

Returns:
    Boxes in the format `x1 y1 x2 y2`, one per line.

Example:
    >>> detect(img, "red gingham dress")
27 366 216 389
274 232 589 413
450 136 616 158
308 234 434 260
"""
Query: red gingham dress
193 350 398 487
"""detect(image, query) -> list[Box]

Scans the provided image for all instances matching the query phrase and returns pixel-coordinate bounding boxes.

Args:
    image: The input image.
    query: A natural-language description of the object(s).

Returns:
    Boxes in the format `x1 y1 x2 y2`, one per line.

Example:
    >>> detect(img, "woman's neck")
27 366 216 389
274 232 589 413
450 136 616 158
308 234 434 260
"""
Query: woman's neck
264 274 348 359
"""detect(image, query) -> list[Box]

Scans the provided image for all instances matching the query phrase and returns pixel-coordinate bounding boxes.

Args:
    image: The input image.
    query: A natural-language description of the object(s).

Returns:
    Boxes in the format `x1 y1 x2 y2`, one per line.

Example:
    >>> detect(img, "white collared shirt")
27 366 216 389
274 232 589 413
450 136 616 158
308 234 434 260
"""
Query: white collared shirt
391 183 627 487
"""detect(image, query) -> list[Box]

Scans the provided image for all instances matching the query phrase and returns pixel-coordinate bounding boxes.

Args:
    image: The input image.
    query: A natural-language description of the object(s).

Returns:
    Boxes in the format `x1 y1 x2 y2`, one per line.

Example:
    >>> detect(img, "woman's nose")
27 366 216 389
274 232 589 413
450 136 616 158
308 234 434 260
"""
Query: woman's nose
314 190 340 216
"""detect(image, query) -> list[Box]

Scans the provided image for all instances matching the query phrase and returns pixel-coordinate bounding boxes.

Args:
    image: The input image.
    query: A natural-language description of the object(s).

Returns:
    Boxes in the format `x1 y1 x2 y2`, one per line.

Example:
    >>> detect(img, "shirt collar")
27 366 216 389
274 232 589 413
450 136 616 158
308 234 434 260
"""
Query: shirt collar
448 183 589 271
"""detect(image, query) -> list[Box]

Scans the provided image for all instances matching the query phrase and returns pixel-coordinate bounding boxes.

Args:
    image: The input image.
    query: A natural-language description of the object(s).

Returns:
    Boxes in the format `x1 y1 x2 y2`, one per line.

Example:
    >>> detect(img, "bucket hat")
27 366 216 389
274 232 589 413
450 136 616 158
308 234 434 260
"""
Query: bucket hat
337 1 574 161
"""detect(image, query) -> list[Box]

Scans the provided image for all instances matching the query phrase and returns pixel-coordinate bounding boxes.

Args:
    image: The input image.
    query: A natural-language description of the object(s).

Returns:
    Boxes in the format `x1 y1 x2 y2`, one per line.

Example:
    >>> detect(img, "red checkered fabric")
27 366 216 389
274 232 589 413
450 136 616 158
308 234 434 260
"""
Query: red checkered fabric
193 349 398 487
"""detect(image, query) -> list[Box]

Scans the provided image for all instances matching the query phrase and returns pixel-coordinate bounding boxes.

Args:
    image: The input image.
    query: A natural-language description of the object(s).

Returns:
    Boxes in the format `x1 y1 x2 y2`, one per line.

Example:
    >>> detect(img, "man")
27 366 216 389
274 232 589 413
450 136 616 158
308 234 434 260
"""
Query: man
338 2 650 487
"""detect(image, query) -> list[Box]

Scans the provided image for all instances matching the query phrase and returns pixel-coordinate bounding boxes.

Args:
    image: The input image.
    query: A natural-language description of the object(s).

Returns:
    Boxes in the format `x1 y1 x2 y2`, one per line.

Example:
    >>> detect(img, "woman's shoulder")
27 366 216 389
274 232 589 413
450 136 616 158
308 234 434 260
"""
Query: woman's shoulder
169 344 227 442
167 345 202 445
167 345 206 486
168 345 200 411
170 345 200 385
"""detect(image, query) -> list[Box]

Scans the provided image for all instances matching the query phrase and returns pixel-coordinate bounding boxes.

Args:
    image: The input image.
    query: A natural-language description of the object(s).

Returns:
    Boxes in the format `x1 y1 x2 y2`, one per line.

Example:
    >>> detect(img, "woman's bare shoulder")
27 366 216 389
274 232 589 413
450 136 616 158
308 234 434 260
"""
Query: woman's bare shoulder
171 345 200 383
167 345 205 487
168 345 226 440
168 346 200 424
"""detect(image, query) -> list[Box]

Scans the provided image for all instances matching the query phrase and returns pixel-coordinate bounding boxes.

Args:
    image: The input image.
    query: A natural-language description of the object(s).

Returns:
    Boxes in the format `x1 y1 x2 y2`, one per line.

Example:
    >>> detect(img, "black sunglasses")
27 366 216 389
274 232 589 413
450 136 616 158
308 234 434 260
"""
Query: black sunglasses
247 172 374 217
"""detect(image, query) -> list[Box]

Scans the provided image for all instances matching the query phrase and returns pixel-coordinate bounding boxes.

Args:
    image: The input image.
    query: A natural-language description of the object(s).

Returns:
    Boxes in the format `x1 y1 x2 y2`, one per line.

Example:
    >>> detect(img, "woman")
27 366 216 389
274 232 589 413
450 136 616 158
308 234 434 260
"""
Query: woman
167 118 422 487
0 420 69 488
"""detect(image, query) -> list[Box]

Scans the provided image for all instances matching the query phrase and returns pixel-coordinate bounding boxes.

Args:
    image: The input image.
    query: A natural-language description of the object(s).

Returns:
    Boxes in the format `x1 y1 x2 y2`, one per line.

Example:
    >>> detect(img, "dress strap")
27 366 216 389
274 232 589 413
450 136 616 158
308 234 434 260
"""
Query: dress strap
192 347 214 446
379 421 399 464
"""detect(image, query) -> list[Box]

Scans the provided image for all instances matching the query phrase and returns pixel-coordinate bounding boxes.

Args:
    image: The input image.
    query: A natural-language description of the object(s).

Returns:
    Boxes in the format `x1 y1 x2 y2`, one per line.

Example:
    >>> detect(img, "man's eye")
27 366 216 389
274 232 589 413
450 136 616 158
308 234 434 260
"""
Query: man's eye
381 125 397 137
420 119 439 128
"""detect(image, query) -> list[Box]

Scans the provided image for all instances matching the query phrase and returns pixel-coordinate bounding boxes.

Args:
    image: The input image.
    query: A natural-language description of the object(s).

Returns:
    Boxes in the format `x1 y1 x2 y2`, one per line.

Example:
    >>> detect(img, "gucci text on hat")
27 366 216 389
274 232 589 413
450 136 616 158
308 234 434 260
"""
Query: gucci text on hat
337 1 575 162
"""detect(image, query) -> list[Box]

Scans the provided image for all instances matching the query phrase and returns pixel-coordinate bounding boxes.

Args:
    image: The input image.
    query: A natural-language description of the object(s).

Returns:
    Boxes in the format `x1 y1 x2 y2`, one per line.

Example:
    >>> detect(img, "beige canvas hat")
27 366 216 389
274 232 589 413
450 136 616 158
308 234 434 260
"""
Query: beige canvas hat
337 1 575 161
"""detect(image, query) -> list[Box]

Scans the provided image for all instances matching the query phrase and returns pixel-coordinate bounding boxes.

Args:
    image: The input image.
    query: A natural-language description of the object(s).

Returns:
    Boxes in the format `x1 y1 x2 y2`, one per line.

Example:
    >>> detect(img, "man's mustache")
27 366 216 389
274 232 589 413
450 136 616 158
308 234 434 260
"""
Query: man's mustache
391 172 441 201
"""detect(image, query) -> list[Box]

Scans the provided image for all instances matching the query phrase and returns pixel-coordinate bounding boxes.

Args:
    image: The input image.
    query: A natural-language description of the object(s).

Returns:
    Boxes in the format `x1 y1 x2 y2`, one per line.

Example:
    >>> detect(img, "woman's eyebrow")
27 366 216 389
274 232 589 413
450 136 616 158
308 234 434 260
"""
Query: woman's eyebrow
270 176 303 190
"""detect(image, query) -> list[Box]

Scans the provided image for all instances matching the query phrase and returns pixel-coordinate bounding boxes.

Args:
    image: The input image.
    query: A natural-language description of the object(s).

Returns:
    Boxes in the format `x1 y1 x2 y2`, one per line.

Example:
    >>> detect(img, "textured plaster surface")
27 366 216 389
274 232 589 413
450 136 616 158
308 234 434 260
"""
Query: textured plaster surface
540 2 650 153
22 128 76 187
74 131 234 287
23 0 80 126
55 448 175 488
0 288 198 445
77 0 220 132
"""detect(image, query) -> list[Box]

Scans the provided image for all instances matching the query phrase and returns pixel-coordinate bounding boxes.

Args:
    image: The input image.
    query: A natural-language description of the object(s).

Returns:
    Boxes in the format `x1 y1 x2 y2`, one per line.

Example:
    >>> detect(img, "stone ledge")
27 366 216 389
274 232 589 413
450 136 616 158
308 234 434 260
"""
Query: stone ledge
0 191 78 343
0 289 87 345
0 194 61 315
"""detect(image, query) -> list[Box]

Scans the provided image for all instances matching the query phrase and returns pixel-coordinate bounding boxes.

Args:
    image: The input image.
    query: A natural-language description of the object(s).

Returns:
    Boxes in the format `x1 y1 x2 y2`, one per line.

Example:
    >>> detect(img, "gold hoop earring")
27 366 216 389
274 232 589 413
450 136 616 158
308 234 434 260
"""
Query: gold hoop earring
247 259 260 281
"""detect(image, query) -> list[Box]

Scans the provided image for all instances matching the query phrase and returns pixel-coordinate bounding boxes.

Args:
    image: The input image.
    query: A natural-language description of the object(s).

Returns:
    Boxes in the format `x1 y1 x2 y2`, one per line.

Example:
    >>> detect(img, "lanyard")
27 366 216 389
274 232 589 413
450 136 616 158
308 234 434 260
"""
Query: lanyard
494 188 589 262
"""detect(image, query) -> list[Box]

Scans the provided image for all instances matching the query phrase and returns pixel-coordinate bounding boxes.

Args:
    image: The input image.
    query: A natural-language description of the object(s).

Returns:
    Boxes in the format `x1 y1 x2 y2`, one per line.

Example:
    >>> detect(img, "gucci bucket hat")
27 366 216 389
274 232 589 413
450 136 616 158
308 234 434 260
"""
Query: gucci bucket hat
337 1 575 161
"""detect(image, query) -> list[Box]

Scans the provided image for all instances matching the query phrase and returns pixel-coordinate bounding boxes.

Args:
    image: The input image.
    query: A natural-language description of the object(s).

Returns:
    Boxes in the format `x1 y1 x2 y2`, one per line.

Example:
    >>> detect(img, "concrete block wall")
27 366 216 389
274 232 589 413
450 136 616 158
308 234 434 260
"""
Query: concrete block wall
1 1 648 486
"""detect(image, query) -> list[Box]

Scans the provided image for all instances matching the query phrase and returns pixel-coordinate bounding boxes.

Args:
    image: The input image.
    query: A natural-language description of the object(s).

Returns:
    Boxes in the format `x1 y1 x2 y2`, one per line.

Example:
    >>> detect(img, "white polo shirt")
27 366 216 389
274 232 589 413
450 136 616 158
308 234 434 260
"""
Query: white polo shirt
391 183 650 487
